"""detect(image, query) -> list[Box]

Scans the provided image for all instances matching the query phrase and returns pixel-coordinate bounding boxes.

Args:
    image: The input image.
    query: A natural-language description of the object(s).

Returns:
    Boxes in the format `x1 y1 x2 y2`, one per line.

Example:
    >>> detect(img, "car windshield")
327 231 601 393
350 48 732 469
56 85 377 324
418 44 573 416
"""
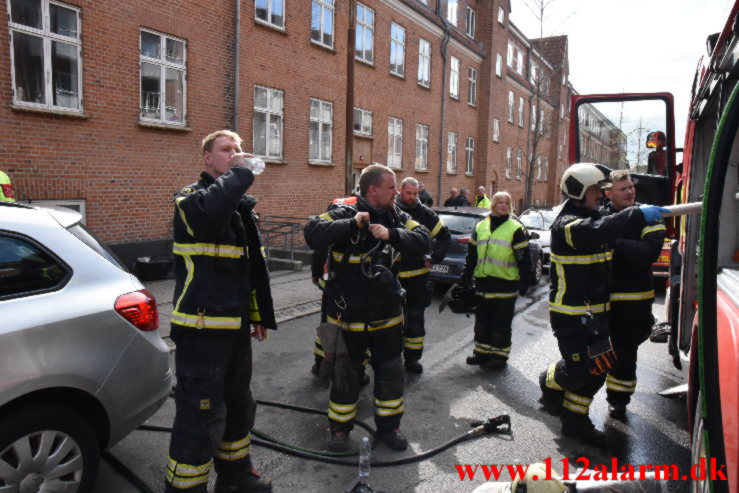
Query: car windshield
520 210 555 230
438 213 481 235
67 224 129 272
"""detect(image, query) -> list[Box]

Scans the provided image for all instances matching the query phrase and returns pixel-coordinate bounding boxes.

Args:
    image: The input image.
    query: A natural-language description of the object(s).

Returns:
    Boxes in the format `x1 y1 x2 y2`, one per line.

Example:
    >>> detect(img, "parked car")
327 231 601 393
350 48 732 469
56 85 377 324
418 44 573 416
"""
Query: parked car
428 206 544 287
518 208 556 269
0 202 172 492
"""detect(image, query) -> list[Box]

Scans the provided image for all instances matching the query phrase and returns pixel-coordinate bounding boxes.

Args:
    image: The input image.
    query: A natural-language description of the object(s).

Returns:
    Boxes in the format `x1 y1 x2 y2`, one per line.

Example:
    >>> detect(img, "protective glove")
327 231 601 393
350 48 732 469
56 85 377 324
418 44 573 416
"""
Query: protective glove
639 204 670 223
587 338 618 376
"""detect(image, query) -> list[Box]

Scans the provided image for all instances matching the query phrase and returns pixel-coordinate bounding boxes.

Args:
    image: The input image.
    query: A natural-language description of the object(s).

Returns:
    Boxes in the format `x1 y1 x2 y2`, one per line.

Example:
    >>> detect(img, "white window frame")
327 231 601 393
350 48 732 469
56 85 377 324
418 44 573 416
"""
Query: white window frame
536 156 542 181
505 147 512 179
255 0 285 29
518 97 524 127
498 7 505 24
465 137 474 174
539 109 545 135
531 103 537 131
387 117 403 168
447 0 458 26
560 103 564 120
390 22 405 77
493 119 500 142
507 42 514 68
253 85 284 158
516 51 523 76
468 67 477 106
465 7 475 39
418 38 431 87
558 144 563 160
356 3 374 64
353 107 372 136
543 158 549 181
309 98 333 162
495 53 502 77
529 62 538 86
516 149 523 179
447 132 457 173
508 91 514 123
311 0 335 49
450 56 459 99
140 29 187 125
9 0 83 112
415 123 429 170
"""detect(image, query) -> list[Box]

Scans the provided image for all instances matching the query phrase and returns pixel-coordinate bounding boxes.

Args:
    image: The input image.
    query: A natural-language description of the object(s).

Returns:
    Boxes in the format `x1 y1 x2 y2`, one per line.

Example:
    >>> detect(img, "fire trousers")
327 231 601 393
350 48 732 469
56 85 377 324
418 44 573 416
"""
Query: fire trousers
472 295 517 362
400 274 432 362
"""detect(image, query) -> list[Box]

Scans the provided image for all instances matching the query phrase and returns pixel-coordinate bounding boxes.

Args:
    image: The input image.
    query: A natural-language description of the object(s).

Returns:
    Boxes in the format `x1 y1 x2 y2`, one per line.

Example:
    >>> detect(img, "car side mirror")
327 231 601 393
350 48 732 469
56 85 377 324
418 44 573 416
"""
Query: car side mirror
529 231 540 240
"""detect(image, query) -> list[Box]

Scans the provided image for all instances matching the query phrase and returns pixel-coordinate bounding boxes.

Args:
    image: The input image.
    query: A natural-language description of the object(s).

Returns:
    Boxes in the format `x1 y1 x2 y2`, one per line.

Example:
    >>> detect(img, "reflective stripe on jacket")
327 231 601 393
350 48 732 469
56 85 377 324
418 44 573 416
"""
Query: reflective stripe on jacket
472 216 525 281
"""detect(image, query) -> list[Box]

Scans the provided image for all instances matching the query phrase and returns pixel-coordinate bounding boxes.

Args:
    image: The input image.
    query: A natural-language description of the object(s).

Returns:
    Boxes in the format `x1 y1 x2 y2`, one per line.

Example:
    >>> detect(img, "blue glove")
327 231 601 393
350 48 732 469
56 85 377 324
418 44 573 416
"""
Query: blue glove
639 205 670 223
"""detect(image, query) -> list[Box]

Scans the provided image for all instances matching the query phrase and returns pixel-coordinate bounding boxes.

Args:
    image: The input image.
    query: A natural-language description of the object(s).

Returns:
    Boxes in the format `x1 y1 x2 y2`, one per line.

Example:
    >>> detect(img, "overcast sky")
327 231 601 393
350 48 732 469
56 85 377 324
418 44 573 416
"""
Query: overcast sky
509 0 734 145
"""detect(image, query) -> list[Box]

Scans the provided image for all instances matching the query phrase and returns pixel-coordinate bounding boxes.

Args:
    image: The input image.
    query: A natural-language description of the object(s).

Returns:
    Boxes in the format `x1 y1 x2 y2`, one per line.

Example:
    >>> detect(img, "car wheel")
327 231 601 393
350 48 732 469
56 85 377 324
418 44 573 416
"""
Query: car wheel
532 256 543 284
691 391 710 493
0 403 99 493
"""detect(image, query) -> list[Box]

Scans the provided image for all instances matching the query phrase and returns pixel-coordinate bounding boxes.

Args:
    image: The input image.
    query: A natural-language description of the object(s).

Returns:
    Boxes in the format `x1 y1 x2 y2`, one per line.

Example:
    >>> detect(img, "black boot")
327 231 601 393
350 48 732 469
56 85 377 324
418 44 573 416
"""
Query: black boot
538 371 563 415
214 469 272 493
329 430 350 452
482 356 507 369
466 353 489 366
608 403 627 420
404 359 423 374
561 419 607 447
379 429 408 451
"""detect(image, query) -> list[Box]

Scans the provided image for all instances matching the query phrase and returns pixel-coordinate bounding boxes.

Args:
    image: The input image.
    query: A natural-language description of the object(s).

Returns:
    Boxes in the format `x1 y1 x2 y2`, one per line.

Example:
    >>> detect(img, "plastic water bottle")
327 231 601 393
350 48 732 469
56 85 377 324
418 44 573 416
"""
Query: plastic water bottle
234 153 266 175
358 436 371 479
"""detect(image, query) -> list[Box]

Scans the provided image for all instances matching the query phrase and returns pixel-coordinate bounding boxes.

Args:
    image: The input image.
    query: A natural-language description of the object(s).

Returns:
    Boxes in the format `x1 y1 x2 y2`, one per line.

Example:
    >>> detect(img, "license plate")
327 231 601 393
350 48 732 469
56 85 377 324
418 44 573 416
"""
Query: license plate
430 264 449 274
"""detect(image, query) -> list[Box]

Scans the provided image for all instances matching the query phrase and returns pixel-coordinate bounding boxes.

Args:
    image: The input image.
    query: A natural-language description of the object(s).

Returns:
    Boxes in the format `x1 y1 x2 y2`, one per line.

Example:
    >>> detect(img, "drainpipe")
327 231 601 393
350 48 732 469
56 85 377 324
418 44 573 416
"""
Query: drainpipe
345 1 356 195
233 0 241 131
437 8 451 206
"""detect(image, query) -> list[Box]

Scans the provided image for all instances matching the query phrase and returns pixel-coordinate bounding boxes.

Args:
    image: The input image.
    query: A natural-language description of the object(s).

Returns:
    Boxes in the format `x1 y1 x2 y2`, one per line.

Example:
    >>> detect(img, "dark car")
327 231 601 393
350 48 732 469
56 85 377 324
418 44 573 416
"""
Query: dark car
428 206 544 286
518 208 556 269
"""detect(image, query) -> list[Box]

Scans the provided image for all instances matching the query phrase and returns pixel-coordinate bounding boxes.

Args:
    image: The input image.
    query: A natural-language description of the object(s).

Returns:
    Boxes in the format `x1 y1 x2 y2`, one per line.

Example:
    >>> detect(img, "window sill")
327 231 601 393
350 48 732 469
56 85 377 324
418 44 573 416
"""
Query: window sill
414 168 429 173
138 120 191 132
12 104 88 119
418 82 431 90
310 40 336 53
254 18 287 33
446 171 457 175
493 139 500 144
261 158 287 165
468 102 477 108
308 160 336 167
353 133 374 140
390 72 405 80
356 58 375 67
450 95 460 101
465 172 474 177
507 119 514 124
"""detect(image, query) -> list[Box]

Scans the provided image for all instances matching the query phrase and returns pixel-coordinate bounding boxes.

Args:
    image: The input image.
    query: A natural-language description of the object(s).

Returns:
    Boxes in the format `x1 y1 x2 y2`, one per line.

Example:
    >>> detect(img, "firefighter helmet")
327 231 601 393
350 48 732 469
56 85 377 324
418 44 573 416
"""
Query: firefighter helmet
560 163 611 200
447 284 480 314
646 130 665 149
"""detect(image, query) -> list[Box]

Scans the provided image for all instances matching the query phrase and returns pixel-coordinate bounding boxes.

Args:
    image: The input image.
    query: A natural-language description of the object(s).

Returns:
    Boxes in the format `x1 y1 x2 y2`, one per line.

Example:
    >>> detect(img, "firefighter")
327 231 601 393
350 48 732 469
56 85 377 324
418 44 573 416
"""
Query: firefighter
304 164 431 452
460 191 532 369
394 177 451 374
1 170 15 202
601 170 666 419
165 130 274 493
538 163 667 446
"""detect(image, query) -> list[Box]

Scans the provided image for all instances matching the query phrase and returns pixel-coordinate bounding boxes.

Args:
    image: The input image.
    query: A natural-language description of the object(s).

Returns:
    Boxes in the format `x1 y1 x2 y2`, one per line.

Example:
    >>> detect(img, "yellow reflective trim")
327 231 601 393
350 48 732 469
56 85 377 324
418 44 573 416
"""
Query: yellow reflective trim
375 405 405 416
550 252 613 264
374 397 403 408
554 260 566 305
173 242 245 258
172 311 242 329
314 347 325 357
166 458 213 476
173 253 195 313
430 220 444 238
475 290 518 299
328 409 357 422
546 363 563 391
610 290 655 301
175 196 195 237
478 237 512 248
405 219 421 230
548 302 609 315
562 400 588 414
564 218 583 249
319 212 334 221
641 223 666 238
327 315 404 332
512 240 529 250
215 447 250 461
165 457 212 489
564 391 592 405
220 434 251 451
332 251 364 263
329 401 358 413
260 246 267 258
248 289 262 322
399 267 430 278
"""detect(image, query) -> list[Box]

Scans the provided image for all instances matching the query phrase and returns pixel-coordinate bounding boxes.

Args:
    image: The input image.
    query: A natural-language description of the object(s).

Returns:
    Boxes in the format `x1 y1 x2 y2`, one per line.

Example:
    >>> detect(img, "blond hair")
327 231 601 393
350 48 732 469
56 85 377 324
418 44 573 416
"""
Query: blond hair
201 130 243 153
490 191 512 209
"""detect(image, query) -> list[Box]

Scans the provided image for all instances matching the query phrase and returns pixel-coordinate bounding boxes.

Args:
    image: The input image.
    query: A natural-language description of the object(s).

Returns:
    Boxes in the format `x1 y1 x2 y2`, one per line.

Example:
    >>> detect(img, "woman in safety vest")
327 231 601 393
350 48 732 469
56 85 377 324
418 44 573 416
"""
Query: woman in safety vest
460 191 532 369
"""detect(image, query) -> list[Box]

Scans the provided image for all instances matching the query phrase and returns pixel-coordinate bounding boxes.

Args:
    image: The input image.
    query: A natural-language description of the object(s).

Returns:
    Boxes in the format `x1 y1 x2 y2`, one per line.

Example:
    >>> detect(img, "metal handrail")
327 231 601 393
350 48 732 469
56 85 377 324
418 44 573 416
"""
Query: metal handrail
259 217 308 261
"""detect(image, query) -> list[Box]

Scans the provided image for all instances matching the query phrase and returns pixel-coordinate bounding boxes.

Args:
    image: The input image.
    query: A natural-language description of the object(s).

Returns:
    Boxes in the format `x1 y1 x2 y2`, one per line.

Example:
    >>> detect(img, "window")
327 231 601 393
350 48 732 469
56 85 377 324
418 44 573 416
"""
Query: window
465 7 475 38
355 3 374 63
536 156 542 181
529 62 538 86
517 51 523 76
560 103 564 120
415 124 429 170
498 7 505 24
562 73 567 86
390 22 405 76
468 68 477 106
353 107 372 136
10 0 82 111
507 43 513 68
447 0 458 25
253 85 283 158
507 91 514 122
531 103 537 131
449 57 460 99
543 158 549 181
309 98 332 162
505 147 512 179
495 54 502 77
387 117 403 168
516 149 523 179
465 137 474 174
540 109 545 135
311 0 334 48
0 234 68 299
518 97 524 127
493 119 500 142
506 41 524 76
447 132 457 173
255 0 284 28
418 39 431 87
558 144 563 159
140 30 186 125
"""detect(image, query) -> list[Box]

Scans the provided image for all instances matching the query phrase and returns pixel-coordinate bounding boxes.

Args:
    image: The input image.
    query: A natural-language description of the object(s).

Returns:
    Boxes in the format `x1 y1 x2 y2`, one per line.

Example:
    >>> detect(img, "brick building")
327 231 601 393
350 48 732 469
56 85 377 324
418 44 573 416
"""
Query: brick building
1 0 574 261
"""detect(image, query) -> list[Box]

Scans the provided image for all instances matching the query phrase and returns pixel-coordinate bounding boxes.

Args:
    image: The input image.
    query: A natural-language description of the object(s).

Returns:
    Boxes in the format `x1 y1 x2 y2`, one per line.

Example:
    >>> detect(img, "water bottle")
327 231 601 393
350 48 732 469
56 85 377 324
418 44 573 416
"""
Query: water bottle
233 153 266 175
358 436 371 479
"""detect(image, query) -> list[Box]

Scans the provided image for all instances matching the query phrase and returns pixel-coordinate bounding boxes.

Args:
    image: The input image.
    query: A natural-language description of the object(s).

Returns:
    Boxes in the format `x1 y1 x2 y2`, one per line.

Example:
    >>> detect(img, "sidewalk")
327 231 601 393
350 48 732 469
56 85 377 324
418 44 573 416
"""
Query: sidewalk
144 269 321 347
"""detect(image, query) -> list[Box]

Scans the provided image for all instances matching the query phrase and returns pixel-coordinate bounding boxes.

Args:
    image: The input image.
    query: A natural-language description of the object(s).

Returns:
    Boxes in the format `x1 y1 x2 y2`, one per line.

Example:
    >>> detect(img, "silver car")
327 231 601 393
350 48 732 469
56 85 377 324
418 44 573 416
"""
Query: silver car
519 208 556 269
0 202 171 492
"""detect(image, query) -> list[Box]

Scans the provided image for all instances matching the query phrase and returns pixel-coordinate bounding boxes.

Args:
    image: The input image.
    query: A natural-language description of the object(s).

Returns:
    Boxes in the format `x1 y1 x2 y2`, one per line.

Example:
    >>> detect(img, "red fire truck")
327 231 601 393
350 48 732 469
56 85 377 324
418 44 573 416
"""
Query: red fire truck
568 3 739 491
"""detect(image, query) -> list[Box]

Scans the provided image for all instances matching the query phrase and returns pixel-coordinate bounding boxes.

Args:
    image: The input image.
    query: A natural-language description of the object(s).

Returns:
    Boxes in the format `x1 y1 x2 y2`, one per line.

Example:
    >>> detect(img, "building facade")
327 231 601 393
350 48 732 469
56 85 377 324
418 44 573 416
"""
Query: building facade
1 0 573 260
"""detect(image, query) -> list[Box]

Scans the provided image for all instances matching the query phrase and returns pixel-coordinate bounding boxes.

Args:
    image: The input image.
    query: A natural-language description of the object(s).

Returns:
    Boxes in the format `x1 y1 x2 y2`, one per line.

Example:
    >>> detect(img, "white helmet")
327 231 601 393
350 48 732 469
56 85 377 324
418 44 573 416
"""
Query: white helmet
560 163 611 200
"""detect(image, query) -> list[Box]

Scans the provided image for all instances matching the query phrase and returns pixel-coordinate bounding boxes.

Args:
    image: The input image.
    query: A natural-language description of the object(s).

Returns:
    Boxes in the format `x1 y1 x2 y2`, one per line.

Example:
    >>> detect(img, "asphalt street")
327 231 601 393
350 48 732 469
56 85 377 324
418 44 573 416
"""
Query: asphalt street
93 277 690 492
